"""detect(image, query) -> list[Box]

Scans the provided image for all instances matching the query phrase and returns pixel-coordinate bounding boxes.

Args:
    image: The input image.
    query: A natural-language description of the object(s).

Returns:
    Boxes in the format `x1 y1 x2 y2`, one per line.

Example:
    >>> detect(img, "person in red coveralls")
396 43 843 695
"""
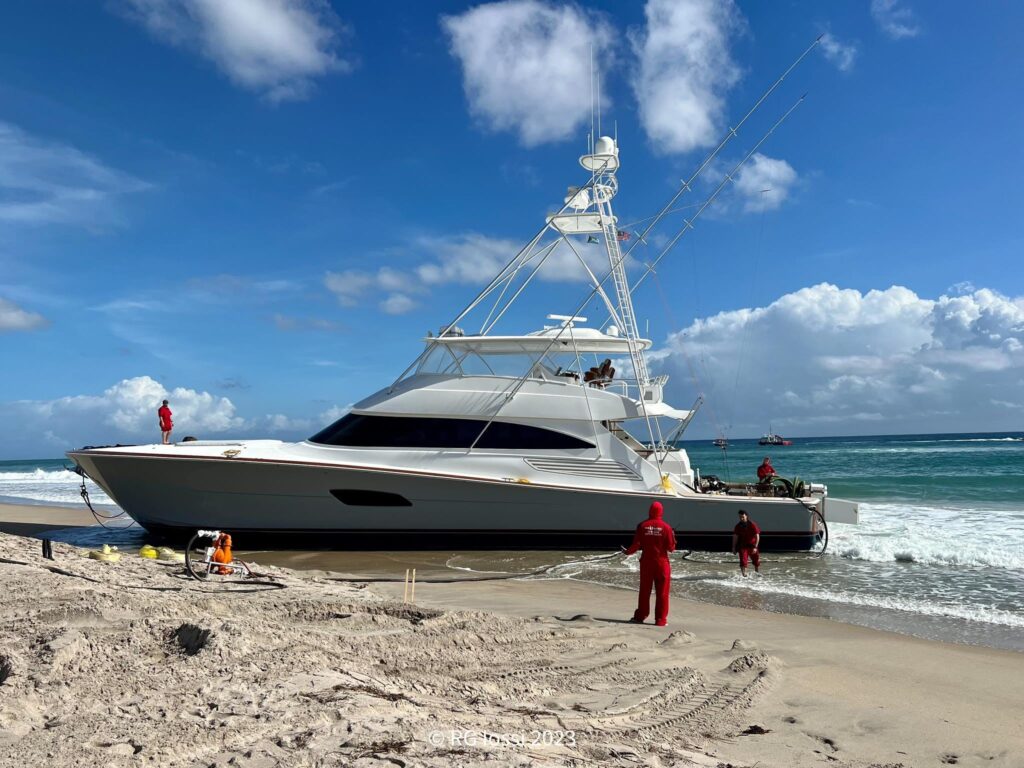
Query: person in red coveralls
732 509 761 577
624 501 676 626
158 399 173 445
757 457 776 483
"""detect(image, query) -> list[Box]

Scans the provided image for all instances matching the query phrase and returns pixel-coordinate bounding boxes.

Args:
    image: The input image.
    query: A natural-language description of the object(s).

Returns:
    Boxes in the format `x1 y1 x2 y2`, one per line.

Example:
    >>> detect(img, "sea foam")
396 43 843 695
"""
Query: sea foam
0 469 116 508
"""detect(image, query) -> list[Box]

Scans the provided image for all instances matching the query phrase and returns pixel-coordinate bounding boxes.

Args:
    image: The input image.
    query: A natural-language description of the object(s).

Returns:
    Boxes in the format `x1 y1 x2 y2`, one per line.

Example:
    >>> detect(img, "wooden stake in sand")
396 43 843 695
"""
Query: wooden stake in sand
402 568 417 603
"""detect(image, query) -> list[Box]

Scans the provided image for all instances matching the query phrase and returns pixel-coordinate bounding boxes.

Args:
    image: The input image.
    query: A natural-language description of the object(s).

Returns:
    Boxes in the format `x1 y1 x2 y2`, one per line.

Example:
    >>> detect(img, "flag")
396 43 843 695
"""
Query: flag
587 235 599 244
616 229 631 242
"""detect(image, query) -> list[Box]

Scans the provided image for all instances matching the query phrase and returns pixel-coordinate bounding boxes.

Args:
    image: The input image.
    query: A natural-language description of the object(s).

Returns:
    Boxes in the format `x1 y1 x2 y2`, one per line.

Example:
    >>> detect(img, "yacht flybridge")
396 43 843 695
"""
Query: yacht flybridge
69 134 858 550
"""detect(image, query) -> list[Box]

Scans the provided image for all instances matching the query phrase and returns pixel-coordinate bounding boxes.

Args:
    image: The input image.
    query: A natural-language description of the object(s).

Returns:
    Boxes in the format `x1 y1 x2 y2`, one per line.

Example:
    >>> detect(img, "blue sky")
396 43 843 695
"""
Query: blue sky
2 0 1023 458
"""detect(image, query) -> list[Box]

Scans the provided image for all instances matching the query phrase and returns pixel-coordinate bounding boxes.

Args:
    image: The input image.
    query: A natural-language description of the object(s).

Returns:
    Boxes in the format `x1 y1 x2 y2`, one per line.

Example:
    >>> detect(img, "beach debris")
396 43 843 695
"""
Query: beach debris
730 639 755 651
87 544 120 563
741 724 771 735
138 544 158 559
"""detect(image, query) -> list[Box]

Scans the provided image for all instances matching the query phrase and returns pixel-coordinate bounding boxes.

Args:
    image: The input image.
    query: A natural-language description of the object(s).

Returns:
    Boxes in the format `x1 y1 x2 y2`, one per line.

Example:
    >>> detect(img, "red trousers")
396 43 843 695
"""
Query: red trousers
633 557 671 624
738 547 760 569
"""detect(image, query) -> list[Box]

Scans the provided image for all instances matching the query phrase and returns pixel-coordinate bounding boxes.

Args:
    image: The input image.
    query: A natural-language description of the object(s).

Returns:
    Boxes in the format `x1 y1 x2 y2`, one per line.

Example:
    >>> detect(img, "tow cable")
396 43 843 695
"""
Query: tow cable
68 464 137 529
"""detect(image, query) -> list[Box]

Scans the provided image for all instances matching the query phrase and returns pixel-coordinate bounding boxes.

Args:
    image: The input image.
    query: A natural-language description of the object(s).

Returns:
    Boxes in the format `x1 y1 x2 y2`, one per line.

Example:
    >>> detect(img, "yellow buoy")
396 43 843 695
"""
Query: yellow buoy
157 547 185 563
139 544 158 559
88 544 121 563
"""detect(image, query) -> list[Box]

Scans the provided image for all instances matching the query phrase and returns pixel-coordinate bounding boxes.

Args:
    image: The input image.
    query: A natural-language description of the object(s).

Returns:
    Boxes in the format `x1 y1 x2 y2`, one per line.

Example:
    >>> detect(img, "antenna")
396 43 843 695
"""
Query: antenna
589 44 595 154
597 59 602 137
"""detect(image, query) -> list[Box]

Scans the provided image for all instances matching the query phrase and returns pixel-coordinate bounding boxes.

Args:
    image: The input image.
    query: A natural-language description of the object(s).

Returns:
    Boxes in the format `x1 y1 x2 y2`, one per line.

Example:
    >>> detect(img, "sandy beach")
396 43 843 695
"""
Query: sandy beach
1 504 1022 767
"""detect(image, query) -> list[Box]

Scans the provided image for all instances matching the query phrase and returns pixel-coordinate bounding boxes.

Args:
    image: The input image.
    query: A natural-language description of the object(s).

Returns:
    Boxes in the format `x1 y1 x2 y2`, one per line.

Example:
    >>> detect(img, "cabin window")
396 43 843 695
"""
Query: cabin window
309 414 594 450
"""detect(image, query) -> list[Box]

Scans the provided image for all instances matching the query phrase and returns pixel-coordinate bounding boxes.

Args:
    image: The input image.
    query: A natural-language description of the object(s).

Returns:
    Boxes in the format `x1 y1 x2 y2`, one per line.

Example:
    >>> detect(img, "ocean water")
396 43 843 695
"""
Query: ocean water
2 433 1023 650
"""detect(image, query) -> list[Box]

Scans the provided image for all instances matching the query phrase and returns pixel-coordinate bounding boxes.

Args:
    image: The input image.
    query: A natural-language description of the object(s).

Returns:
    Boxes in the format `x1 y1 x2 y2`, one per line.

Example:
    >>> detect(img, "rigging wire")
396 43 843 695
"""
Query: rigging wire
725 187 772 437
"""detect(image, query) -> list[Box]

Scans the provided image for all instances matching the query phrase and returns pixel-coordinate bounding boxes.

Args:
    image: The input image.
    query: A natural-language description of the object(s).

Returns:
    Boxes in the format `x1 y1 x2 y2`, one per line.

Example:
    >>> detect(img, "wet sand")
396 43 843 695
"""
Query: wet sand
2 502 1023 766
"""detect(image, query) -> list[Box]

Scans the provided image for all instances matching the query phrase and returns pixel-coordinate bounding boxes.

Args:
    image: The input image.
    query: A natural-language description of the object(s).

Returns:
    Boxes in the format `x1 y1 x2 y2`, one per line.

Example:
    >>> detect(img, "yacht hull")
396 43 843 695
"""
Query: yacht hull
70 450 824 551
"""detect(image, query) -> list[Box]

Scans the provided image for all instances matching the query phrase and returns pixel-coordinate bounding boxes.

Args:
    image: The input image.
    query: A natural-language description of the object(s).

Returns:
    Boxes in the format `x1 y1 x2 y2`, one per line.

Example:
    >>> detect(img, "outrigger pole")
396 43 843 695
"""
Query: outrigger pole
616 34 822 271
629 94 806 298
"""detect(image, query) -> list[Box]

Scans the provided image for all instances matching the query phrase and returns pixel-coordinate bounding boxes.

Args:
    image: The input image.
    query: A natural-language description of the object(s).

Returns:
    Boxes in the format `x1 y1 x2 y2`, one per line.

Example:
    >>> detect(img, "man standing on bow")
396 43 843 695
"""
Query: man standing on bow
625 501 676 626
158 399 173 445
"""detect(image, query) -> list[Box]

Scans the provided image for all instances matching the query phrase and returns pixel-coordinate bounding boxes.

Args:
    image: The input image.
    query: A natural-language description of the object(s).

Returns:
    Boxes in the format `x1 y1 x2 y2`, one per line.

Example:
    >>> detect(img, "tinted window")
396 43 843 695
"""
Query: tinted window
309 414 593 450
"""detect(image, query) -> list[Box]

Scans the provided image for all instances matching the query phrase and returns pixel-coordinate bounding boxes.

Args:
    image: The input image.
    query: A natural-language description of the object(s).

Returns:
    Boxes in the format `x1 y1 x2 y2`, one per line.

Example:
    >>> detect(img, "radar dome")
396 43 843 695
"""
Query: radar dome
594 136 617 156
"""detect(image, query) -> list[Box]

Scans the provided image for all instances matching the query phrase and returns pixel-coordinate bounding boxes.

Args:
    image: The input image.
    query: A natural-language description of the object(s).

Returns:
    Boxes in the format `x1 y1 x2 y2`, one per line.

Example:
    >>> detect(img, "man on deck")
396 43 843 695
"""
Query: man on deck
158 399 173 445
732 509 761 577
625 501 676 626
757 456 777 483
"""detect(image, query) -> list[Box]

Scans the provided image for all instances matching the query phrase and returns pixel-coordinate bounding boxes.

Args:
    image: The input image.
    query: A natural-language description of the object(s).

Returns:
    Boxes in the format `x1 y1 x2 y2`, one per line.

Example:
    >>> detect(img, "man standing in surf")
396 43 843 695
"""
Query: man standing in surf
733 509 761 576
158 399 173 445
625 501 676 626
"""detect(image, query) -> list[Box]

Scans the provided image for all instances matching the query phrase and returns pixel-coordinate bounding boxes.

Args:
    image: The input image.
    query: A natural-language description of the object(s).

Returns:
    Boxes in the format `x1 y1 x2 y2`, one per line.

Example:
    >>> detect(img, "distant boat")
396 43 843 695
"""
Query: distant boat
712 437 729 448
759 432 793 446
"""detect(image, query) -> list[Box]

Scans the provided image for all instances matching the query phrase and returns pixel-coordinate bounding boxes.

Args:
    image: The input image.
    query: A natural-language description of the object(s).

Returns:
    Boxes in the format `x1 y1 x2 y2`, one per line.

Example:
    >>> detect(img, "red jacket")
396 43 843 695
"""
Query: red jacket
757 462 776 480
625 502 676 561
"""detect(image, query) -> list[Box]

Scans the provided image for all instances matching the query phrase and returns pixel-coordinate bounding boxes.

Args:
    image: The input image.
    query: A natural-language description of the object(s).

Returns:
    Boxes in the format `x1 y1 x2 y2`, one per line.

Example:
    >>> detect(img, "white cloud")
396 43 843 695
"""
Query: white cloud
324 232 619 314
655 283 1024 436
870 0 921 40
0 121 148 227
118 0 350 101
733 153 798 211
380 293 417 315
819 32 857 72
0 376 243 455
630 0 741 154
0 297 48 332
442 1 613 146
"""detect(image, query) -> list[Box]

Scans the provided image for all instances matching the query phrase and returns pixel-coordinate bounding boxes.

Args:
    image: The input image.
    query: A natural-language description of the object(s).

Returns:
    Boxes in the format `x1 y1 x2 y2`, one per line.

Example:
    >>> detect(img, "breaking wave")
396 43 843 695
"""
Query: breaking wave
0 469 116 508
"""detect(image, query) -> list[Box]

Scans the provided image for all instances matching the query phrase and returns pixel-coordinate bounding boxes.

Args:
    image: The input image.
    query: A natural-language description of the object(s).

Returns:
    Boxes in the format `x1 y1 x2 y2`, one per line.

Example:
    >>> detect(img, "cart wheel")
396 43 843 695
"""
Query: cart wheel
184 532 210 580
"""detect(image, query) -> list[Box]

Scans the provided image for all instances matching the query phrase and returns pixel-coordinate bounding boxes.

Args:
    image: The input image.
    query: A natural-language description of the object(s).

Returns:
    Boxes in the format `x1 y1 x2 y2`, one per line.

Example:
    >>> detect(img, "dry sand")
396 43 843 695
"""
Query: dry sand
0 505 1022 767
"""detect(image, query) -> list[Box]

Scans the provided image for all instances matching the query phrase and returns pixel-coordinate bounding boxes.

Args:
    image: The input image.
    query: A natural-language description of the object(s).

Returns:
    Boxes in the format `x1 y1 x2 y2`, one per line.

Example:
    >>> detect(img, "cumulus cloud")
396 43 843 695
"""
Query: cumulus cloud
870 0 921 40
0 121 148 227
819 32 857 72
732 153 798 212
630 0 741 154
442 1 613 146
0 375 356 456
325 232 618 314
117 0 350 101
0 376 242 454
0 297 48 332
654 284 1024 436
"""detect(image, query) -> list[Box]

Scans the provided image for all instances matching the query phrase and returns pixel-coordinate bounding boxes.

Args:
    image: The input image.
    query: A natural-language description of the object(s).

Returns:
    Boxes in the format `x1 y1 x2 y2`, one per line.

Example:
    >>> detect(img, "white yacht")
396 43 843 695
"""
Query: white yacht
69 135 857 550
